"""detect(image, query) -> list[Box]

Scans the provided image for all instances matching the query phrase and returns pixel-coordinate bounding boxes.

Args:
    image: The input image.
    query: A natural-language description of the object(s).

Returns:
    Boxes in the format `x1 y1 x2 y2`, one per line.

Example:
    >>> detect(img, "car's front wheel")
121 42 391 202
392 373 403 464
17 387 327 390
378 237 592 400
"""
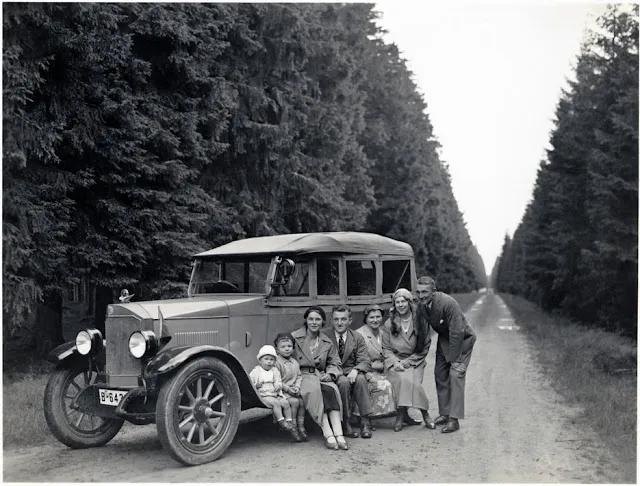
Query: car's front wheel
44 367 124 448
156 356 241 466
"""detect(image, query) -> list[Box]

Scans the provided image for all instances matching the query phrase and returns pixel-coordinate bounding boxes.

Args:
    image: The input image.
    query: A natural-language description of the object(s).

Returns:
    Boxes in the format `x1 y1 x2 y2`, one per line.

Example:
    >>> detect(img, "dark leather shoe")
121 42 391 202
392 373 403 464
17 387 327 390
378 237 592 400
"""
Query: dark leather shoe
403 415 422 426
421 411 436 429
441 418 460 433
343 422 359 438
360 420 372 439
289 426 302 442
393 415 404 432
434 415 449 426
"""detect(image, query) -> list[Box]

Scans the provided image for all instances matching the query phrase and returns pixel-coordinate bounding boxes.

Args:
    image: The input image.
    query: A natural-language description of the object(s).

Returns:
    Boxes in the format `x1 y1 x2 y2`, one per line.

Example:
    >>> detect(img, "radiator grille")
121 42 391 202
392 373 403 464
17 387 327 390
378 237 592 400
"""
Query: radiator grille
174 330 219 346
105 316 143 378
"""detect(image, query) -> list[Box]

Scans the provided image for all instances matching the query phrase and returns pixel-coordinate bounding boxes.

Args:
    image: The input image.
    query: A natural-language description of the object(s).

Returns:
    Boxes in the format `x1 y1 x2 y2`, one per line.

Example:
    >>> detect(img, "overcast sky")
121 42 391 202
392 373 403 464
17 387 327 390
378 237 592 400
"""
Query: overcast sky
375 2 607 274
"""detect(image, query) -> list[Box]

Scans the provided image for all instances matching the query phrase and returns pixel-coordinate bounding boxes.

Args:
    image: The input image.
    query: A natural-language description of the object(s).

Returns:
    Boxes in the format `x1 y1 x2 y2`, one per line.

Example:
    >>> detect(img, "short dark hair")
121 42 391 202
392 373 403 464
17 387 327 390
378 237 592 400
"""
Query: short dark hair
331 304 351 317
417 276 437 290
363 304 384 323
304 306 326 327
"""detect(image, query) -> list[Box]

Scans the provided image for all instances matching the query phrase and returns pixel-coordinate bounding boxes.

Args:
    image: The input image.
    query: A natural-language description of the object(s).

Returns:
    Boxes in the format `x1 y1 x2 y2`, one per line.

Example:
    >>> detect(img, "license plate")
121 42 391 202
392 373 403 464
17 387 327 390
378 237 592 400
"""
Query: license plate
98 388 127 407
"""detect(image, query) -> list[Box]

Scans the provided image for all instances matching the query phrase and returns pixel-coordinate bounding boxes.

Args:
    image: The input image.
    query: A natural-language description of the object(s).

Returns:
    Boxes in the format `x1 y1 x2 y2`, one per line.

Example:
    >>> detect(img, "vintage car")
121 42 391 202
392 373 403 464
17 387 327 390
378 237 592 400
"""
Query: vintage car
44 232 417 465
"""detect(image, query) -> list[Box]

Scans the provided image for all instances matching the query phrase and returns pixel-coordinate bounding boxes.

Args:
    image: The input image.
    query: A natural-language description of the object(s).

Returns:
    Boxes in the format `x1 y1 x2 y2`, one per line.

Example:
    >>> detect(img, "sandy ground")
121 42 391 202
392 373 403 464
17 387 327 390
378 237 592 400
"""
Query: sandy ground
3 294 632 482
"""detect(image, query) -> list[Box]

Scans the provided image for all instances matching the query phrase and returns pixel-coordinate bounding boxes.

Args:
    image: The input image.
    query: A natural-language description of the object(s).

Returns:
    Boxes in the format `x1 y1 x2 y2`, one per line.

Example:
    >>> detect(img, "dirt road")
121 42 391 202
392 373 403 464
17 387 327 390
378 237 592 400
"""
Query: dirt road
3 294 629 482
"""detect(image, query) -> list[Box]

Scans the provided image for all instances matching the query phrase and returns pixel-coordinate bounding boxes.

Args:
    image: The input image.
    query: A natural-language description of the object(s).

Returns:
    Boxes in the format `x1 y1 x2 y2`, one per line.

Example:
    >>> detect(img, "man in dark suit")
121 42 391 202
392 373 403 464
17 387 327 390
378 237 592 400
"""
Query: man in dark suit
326 304 374 439
416 276 476 433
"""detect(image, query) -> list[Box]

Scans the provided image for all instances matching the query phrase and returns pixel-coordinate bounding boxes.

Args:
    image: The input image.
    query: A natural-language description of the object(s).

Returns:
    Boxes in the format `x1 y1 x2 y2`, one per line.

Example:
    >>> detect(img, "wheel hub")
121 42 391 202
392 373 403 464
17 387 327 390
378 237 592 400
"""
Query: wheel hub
193 399 213 423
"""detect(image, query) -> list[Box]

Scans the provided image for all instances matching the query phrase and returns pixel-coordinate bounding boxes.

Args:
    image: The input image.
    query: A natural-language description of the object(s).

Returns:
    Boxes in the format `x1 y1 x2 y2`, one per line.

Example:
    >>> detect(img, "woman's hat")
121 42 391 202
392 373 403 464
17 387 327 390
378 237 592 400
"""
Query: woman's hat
304 305 326 322
392 288 414 303
274 332 295 347
363 304 384 319
257 344 277 361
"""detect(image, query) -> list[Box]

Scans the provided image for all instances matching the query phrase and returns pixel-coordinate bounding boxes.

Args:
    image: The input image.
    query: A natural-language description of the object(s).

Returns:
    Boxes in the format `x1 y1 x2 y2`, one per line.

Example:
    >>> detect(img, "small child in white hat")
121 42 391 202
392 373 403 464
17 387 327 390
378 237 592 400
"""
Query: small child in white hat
250 344 301 441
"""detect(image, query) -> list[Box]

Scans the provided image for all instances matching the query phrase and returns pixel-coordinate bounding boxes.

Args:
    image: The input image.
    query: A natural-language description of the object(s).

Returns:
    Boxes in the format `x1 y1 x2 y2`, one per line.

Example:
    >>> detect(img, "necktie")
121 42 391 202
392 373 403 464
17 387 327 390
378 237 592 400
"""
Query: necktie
338 334 345 357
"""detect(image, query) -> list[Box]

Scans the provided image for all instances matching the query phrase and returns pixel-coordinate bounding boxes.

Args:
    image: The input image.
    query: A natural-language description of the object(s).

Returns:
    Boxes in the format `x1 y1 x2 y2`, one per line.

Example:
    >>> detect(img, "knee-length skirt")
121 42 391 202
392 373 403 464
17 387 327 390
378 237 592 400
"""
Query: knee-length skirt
299 372 343 426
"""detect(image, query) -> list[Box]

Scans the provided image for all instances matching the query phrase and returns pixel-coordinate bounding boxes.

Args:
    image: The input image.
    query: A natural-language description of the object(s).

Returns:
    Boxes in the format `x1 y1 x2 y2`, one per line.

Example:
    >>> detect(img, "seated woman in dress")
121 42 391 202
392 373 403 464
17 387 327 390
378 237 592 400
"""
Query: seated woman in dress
382 288 436 432
291 306 349 451
354 305 396 426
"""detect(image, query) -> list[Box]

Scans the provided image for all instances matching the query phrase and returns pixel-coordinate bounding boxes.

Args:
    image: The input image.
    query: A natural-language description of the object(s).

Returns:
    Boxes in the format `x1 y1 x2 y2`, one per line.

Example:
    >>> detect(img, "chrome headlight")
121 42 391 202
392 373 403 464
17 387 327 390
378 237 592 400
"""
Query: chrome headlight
128 330 157 359
75 329 103 356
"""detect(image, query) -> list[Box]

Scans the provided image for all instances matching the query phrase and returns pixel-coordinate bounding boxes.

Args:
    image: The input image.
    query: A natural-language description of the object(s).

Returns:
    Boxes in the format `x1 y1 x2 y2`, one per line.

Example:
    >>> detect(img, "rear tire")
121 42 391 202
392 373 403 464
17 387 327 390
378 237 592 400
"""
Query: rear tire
44 367 124 448
156 357 241 466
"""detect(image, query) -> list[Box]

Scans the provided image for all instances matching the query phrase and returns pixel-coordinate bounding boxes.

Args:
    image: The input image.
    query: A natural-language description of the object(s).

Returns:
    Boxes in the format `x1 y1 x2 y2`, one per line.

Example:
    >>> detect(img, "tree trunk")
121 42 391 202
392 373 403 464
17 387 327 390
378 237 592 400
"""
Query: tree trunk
34 293 64 356
93 285 114 335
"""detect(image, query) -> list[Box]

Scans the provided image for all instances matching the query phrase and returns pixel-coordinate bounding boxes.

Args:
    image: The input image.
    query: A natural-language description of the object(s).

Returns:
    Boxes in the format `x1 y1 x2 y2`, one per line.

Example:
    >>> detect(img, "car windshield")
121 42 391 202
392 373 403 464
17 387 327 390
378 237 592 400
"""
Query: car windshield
189 258 272 295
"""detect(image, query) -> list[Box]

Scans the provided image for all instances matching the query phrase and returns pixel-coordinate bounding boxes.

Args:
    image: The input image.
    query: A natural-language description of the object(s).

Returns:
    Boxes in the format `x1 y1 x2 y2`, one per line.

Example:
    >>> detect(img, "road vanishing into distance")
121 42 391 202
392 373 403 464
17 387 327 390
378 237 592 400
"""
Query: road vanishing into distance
3 294 630 482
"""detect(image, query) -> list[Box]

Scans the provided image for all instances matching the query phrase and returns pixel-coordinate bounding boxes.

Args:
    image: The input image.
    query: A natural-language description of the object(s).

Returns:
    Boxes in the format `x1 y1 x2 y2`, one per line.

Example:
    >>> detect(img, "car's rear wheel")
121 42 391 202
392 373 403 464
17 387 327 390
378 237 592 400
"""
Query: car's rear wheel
156 356 241 466
44 367 124 448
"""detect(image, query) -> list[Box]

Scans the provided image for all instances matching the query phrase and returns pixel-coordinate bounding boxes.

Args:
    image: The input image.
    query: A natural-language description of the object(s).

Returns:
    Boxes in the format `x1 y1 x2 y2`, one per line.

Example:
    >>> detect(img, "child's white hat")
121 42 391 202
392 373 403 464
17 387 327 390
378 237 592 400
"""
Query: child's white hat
257 344 277 361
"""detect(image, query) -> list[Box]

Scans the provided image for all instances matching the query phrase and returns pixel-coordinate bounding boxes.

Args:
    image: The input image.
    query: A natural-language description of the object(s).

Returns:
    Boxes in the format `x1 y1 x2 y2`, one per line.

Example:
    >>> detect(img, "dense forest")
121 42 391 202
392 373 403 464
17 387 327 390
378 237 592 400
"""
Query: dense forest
492 5 638 337
3 3 487 353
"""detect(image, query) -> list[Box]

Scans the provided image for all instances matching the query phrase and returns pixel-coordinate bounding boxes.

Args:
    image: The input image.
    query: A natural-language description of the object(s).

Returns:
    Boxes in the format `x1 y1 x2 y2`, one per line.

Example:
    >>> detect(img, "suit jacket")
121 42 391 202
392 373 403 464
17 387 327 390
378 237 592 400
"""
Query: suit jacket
291 327 342 380
417 292 476 364
324 328 371 375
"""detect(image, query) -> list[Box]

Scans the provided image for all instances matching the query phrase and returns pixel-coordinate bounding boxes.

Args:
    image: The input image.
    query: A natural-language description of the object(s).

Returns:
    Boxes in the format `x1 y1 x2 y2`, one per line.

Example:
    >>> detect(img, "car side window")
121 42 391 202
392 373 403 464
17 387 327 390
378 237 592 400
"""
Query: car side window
317 259 340 296
382 260 412 293
346 260 376 296
281 260 310 296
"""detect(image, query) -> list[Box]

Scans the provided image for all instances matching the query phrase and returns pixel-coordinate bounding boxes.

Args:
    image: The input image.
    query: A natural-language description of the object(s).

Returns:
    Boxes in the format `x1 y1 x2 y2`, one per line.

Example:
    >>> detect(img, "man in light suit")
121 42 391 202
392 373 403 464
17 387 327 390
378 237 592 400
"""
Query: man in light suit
325 304 373 439
416 276 476 433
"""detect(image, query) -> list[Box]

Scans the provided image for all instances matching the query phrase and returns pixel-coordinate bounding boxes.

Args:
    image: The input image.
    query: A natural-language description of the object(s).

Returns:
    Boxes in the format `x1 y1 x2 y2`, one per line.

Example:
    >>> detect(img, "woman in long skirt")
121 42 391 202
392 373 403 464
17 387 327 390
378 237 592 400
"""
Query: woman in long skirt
382 288 436 432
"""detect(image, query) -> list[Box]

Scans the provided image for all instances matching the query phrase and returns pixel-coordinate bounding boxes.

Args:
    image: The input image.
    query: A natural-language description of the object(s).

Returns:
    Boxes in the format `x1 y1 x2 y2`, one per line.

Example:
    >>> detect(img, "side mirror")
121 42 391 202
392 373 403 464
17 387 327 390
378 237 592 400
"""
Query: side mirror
267 258 296 296
278 258 296 281
119 289 135 303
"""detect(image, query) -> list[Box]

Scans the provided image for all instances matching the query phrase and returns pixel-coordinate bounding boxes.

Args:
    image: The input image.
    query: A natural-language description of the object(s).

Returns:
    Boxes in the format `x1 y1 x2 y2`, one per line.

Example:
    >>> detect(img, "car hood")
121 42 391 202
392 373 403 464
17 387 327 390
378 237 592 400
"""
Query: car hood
112 295 265 320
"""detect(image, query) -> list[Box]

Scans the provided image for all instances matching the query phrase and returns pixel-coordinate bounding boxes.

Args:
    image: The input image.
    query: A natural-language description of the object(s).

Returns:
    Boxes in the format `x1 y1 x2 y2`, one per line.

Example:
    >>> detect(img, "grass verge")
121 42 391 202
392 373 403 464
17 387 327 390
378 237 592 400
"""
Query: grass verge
451 292 482 313
3 373 54 448
501 294 637 481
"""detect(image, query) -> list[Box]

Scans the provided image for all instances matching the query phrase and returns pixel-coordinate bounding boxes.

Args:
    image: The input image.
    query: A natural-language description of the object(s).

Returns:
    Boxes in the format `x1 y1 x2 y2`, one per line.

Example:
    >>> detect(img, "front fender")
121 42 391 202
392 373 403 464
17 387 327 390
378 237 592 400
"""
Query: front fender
46 341 105 369
46 341 78 364
145 345 263 409
146 345 236 375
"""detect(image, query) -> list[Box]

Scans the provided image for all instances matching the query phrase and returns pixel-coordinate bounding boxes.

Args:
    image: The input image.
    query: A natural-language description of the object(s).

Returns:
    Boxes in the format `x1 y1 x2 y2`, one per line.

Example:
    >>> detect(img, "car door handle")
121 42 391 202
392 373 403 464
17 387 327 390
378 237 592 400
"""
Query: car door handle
245 332 252 347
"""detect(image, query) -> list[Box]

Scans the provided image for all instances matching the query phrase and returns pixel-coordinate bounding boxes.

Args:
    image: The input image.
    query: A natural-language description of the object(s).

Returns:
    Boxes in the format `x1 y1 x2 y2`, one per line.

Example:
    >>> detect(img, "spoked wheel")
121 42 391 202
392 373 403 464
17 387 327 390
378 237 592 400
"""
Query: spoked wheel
44 367 124 448
156 357 241 466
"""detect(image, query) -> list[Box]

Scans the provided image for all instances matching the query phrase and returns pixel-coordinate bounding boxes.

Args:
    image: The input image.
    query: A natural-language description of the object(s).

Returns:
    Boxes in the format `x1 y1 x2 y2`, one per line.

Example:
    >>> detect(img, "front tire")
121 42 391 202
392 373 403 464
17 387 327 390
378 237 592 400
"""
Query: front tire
156 357 241 466
44 367 124 448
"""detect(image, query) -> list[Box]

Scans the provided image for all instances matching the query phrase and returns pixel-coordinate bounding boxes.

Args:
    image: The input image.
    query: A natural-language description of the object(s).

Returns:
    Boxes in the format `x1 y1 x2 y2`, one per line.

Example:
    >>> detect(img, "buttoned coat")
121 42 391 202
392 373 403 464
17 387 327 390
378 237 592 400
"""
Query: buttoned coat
355 325 385 372
325 328 371 375
355 324 396 416
291 326 343 425
275 355 302 399
417 292 476 363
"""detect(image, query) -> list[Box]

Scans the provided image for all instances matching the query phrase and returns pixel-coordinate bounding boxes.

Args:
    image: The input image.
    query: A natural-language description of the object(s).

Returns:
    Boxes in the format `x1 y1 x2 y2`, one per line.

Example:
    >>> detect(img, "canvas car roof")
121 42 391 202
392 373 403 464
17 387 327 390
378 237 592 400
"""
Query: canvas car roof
194 232 414 258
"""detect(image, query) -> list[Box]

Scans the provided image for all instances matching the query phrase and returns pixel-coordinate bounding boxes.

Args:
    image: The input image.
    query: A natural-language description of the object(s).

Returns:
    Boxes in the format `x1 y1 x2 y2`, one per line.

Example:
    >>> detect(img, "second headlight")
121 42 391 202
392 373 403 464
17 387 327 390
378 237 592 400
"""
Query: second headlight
128 330 157 359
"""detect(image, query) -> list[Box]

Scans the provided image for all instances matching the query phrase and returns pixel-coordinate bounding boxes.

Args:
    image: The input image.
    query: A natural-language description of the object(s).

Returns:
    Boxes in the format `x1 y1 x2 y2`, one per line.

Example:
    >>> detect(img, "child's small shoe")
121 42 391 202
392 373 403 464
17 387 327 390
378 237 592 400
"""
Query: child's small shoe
296 419 309 441
289 426 302 442
278 419 293 431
